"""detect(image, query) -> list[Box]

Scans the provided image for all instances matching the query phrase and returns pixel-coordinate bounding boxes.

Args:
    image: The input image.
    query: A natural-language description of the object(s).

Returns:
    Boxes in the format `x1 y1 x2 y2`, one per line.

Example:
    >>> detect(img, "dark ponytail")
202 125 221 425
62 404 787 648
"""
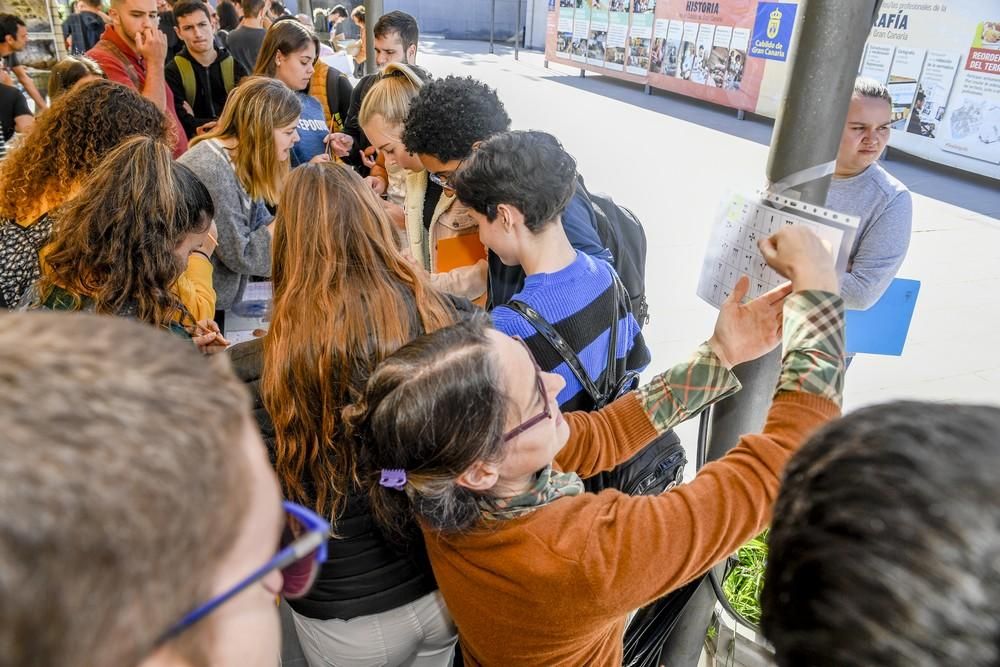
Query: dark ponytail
347 313 510 536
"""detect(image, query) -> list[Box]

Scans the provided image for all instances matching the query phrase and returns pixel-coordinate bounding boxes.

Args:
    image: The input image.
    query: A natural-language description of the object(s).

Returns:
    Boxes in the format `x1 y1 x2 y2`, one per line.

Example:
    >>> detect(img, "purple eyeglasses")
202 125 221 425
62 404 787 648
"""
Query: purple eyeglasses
502 336 552 442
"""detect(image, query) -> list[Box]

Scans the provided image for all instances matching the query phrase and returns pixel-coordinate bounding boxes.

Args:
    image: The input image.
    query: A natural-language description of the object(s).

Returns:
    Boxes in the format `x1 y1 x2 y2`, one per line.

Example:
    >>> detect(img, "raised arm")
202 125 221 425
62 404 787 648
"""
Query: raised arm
558 276 790 477
579 227 846 616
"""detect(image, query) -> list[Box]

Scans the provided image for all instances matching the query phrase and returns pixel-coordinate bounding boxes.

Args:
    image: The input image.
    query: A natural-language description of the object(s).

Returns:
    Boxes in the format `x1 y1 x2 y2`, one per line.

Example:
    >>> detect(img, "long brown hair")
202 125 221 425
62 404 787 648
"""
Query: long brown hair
190 76 300 205
0 79 168 224
252 19 319 80
39 136 214 328
262 163 458 520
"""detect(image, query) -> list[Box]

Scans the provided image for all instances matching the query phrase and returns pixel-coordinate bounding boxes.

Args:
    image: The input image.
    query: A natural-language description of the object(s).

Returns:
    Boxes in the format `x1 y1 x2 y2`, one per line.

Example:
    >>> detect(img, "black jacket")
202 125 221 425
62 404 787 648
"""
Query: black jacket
342 72 378 176
165 45 247 138
227 296 477 620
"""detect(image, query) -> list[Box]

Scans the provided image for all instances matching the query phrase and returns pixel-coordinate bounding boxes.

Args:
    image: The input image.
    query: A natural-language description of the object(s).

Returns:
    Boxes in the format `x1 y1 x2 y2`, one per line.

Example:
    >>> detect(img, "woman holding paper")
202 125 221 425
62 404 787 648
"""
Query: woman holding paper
351 225 846 666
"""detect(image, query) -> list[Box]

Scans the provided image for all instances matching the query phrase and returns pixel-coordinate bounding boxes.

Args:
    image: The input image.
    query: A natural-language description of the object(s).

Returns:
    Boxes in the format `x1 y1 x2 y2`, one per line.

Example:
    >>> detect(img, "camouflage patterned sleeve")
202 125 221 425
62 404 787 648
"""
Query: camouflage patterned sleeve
776 290 845 406
637 343 741 434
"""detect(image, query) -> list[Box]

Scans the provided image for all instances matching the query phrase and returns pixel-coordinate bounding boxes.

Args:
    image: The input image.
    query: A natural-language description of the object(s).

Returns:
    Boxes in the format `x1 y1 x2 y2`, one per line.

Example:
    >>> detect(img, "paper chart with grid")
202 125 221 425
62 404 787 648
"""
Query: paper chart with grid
697 192 858 309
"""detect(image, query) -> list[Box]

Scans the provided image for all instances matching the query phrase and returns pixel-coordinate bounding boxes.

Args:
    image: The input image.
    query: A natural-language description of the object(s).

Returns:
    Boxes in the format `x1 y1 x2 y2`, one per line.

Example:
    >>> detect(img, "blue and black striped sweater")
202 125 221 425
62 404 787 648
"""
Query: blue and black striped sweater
492 251 650 412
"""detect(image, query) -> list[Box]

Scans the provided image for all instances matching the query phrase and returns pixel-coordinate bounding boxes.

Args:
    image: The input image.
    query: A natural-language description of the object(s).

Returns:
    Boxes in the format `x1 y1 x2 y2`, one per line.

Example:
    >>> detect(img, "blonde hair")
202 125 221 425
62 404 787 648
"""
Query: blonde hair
357 63 428 133
190 76 301 205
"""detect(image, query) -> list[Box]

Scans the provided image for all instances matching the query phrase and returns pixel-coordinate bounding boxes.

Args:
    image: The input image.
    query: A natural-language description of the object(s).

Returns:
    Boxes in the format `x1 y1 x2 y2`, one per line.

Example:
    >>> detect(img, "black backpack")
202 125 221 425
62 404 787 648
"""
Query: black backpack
575 175 650 327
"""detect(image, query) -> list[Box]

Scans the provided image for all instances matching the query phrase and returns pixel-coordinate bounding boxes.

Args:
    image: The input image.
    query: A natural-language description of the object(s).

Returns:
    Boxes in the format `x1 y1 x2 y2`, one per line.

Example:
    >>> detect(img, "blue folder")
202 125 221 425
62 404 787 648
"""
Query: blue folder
845 278 920 356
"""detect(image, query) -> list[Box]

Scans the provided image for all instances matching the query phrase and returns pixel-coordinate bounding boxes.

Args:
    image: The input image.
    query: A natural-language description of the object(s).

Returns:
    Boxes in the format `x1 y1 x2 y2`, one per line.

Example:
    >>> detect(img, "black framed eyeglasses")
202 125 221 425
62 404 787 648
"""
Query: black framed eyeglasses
502 336 552 442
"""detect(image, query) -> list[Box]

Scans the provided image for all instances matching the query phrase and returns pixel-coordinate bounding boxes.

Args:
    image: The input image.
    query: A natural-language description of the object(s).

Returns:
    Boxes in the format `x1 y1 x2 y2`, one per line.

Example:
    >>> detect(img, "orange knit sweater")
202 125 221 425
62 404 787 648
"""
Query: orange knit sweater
424 390 839 666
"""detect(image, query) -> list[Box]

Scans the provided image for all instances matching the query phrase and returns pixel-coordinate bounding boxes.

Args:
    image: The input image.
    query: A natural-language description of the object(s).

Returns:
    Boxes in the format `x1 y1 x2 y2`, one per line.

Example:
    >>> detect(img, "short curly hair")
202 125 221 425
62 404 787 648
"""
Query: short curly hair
402 76 511 162
0 80 169 222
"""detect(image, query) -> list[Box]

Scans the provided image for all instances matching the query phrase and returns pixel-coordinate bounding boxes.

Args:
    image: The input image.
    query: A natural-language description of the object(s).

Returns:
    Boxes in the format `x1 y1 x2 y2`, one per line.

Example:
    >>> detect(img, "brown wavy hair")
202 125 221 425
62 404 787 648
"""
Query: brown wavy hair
39 136 214 328
262 162 458 520
190 76 301 205
0 79 169 224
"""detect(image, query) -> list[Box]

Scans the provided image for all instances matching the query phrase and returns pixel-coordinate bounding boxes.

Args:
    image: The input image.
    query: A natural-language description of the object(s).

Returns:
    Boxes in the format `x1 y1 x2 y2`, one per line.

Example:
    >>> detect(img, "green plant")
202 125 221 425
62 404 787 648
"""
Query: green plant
722 529 769 626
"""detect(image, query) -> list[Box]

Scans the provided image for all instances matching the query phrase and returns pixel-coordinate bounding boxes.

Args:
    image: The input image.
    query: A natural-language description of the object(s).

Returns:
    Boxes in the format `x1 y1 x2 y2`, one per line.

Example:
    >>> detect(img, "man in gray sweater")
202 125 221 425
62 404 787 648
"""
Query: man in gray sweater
825 77 912 311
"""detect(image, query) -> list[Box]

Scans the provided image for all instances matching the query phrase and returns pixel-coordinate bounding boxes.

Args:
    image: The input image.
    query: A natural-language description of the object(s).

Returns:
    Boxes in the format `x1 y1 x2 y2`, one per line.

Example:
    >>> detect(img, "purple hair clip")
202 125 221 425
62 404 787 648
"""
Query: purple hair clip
379 468 407 490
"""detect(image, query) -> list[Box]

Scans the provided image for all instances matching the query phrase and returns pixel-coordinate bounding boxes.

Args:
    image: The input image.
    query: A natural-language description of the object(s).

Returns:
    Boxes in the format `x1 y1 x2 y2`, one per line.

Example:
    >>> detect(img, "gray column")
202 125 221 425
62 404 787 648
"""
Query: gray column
659 1 881 665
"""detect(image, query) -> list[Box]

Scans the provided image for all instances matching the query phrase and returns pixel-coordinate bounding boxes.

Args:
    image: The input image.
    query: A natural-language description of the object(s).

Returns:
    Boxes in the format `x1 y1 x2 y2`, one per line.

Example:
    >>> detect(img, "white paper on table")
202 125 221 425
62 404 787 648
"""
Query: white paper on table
696 191 859 310
226 329 262 347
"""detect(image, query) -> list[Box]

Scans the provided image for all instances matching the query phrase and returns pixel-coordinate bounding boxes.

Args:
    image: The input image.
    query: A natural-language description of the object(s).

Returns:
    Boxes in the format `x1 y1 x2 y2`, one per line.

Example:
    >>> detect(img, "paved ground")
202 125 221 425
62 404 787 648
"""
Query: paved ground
417 38 1000 452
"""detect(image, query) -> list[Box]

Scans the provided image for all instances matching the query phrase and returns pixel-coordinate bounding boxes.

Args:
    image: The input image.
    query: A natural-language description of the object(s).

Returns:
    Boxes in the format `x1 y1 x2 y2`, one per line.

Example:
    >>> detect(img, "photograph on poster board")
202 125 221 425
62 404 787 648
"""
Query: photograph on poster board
724 27 749 91
609 0 630 11
557 30 574 55
651 19 668 72
887 48 927 129
861 44 895 84
633 0 654 12
627 36 651 75
690 23 715 84
572 4 591 62
586 30 605 63
587 4 608 66
661 19 683 76
906 51 962 140
707 25 733 88
605 7 629 71
677 22 698 80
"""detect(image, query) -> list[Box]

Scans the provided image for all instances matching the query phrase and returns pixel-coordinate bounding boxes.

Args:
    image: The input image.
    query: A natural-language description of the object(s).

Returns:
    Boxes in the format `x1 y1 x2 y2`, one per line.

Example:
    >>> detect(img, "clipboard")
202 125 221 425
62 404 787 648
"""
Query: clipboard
845 278 920 356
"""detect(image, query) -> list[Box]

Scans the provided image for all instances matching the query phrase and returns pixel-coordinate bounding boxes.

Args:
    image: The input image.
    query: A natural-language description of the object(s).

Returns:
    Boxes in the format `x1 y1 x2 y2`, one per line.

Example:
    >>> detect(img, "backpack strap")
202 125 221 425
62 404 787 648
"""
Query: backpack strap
173 54 196 107
92 39 142 88
221 55 235 94
325 66 342 131
504 300 611 408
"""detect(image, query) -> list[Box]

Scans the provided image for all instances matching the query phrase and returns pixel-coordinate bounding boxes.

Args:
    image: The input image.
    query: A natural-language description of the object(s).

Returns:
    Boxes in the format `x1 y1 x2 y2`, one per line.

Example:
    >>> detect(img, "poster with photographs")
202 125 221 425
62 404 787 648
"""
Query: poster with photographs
907 51 962 139
571 2 590 62
587 4 608 66
660 19 682 76
627 36 651 75
677 21 698 80
725 27 749 91
557 3 575 58
650 19 668 72
885 48 926 129
706 25 733 88
690 23 715 84
605 6 629 71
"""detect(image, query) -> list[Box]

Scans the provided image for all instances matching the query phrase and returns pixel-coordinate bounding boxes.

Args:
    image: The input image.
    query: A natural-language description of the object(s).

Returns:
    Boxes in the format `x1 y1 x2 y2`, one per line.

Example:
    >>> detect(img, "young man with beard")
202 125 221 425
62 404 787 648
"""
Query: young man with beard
86 0 189 156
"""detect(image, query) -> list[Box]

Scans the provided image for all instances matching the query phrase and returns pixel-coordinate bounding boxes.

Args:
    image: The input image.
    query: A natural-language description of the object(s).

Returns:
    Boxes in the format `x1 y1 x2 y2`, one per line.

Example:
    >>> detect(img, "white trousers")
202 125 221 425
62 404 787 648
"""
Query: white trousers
290 591 457 667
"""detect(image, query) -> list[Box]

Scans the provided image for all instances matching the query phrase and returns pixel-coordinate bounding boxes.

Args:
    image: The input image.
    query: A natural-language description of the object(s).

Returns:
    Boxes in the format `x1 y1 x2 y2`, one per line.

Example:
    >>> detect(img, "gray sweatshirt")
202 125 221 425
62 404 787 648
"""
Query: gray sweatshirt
179 139 273 310
825 163 912 310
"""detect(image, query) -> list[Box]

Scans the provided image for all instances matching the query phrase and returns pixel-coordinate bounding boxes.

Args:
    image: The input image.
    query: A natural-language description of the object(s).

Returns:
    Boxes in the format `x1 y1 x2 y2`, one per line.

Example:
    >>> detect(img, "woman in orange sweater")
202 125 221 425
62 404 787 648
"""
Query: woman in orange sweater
350 227 846 666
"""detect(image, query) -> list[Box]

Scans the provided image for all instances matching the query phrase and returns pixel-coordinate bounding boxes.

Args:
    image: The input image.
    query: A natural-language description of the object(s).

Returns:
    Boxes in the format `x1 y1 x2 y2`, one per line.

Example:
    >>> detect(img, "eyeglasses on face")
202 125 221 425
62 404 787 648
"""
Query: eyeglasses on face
502 336 552 442
156 501 330 645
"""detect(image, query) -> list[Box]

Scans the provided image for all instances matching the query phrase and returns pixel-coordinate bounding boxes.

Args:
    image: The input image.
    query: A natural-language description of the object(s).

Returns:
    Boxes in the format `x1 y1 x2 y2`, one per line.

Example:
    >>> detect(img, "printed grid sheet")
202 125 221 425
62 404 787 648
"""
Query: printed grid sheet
697 192 857 309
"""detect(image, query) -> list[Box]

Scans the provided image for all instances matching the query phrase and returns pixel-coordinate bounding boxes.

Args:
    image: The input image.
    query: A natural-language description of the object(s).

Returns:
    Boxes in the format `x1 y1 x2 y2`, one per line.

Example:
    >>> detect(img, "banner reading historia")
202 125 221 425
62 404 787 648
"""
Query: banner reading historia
646 1 765 111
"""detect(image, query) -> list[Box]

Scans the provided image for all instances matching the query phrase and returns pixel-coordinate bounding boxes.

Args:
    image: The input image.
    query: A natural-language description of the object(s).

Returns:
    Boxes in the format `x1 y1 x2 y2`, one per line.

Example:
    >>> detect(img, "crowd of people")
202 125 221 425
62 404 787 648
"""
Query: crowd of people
0 5 989 667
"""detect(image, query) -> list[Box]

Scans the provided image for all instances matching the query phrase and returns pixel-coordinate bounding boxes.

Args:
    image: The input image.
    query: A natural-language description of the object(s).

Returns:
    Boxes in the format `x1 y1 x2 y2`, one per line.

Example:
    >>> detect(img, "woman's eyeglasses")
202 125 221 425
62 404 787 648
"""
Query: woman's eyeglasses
156 501 330 645
502 336 552 442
